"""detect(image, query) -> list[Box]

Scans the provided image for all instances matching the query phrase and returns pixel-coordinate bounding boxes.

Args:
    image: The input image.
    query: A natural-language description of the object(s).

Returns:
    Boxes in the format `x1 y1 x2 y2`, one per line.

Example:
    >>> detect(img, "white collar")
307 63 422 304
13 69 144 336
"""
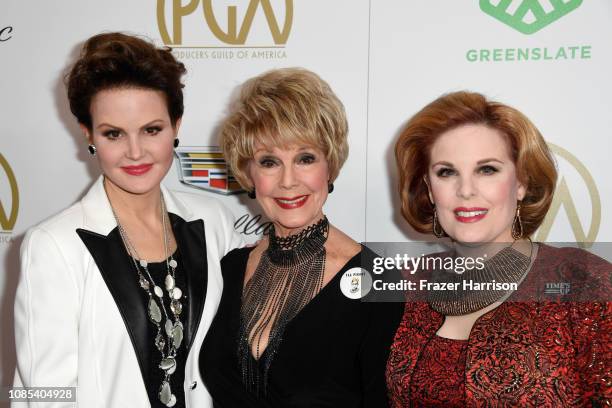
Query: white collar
80 175 194 236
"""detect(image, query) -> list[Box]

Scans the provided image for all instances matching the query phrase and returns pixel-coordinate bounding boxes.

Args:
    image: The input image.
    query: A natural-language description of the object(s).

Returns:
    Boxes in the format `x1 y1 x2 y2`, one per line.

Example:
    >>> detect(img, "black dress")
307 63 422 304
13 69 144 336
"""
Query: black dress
199 246 403 408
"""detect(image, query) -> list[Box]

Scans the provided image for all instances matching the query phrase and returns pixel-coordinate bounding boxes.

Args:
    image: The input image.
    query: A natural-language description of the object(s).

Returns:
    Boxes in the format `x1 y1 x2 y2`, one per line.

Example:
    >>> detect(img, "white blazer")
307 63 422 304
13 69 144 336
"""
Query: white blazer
13 177 243 407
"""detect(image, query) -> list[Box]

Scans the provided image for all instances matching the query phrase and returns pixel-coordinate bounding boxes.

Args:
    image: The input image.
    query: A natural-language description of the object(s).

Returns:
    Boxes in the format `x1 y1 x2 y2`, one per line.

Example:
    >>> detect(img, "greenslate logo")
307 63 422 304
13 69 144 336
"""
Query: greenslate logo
480 0 583 34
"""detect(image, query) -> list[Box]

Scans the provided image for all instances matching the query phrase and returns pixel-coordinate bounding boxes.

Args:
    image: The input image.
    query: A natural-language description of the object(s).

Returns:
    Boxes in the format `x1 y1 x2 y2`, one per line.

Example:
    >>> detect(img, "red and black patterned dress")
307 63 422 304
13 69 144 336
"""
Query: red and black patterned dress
386 244 611 407
409 335 468 406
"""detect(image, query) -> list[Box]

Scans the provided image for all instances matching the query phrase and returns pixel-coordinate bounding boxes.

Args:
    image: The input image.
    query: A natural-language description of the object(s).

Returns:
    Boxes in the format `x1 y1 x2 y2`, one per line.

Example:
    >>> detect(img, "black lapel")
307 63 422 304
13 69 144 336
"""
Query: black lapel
76 227 153 398
76 214 207 394
169 213 208 353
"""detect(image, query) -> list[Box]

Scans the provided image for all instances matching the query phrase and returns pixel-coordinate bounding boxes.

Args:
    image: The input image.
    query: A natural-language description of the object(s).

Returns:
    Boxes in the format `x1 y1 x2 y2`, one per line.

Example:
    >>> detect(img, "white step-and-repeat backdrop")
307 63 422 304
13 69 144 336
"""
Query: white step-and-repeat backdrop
1 0 610 391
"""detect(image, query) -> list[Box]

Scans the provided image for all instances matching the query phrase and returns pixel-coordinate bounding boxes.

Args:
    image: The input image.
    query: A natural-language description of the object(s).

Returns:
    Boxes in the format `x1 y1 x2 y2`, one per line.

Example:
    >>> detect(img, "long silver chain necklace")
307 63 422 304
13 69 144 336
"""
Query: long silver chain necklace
428 241 534 316
111 195 184 407
237 216 329 395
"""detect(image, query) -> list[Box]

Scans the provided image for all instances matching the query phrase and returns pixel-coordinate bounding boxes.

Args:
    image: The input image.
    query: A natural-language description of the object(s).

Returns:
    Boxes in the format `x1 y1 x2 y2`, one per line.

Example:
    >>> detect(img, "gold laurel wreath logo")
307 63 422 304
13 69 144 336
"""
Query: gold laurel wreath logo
0 153 19 231
536 144 601 247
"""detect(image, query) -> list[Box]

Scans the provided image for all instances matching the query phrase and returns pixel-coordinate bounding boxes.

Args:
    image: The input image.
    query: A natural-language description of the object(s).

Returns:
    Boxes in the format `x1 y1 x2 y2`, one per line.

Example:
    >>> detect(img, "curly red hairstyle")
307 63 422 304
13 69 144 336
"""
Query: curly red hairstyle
395 91 557 237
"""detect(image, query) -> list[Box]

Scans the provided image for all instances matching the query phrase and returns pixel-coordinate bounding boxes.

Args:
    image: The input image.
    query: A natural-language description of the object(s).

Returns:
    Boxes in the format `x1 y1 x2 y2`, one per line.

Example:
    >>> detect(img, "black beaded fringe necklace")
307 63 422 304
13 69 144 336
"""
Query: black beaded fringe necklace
237 216 330 395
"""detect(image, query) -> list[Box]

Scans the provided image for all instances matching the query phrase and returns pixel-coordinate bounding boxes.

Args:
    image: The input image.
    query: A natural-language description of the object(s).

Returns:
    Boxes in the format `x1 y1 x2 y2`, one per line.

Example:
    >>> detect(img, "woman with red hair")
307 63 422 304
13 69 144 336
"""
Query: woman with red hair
387 91 610 406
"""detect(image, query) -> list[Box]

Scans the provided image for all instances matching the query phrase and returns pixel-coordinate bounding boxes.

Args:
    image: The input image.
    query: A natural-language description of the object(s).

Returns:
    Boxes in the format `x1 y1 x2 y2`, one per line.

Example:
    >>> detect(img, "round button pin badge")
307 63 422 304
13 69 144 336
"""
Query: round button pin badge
340 268 373 299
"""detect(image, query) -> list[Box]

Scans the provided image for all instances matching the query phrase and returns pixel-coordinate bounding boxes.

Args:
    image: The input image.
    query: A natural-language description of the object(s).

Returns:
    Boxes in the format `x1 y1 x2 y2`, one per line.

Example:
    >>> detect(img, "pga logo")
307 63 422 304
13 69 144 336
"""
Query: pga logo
157 0 293 46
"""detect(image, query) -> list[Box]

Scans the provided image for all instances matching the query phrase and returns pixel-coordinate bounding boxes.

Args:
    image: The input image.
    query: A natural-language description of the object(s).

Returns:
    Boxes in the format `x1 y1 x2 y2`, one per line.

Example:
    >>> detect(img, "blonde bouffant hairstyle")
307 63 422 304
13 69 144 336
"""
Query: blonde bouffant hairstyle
221 67 349 191
395 91 557 237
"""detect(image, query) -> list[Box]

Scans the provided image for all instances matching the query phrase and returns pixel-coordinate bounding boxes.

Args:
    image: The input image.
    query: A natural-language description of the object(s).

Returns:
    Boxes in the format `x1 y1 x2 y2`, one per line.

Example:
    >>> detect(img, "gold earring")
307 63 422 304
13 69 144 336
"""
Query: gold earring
432 207 445 238
511 202 523 240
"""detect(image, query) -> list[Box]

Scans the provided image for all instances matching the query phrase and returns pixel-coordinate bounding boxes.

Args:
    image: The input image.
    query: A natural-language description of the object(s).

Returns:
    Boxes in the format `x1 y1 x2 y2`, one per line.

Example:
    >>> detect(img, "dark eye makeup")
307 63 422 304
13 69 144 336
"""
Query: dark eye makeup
145 126 162 135
298 153 316 164
102 129 121 139
258 156 278 168
434 164 501 178
478 164 499 174
436 167 456 177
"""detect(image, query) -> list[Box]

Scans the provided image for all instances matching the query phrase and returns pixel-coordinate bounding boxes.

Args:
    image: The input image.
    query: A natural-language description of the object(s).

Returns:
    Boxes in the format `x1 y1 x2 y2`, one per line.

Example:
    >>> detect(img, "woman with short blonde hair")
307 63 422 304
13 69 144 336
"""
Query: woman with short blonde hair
222 67 349 192
200 68 403 407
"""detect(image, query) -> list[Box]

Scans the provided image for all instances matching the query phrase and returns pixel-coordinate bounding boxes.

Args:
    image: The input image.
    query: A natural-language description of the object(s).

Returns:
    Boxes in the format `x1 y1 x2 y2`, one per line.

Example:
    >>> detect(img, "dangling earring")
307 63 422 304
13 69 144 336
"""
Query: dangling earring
432 207 445 238
247 189 256 199
88 144 97 156
511 202 523 240
328 183 334 194
173 138 180 148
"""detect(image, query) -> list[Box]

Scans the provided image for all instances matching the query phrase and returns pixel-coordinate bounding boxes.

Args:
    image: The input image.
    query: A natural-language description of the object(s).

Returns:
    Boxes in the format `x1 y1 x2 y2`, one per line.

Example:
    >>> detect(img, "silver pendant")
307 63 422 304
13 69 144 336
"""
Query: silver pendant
159 381 174 406
148 299 162 323
169 259 178 269
172 287 182 300
139 276 150 290
165 275 175 290
159 357 176 372
165 319 174 337
154 285 164 298
155 333 166 351
170 299 182 315
172 322 184 349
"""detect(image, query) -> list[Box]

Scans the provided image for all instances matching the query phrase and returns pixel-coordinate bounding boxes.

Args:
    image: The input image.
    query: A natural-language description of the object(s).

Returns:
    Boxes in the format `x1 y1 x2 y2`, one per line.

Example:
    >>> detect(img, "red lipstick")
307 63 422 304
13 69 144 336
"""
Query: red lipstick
274 195 309 210
454 207 488 223
121 164 153 176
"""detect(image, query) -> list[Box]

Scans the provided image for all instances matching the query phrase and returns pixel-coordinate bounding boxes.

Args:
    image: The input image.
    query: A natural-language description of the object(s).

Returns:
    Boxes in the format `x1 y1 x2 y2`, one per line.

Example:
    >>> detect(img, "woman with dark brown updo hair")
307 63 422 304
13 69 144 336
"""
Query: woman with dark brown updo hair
13 32 242 408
